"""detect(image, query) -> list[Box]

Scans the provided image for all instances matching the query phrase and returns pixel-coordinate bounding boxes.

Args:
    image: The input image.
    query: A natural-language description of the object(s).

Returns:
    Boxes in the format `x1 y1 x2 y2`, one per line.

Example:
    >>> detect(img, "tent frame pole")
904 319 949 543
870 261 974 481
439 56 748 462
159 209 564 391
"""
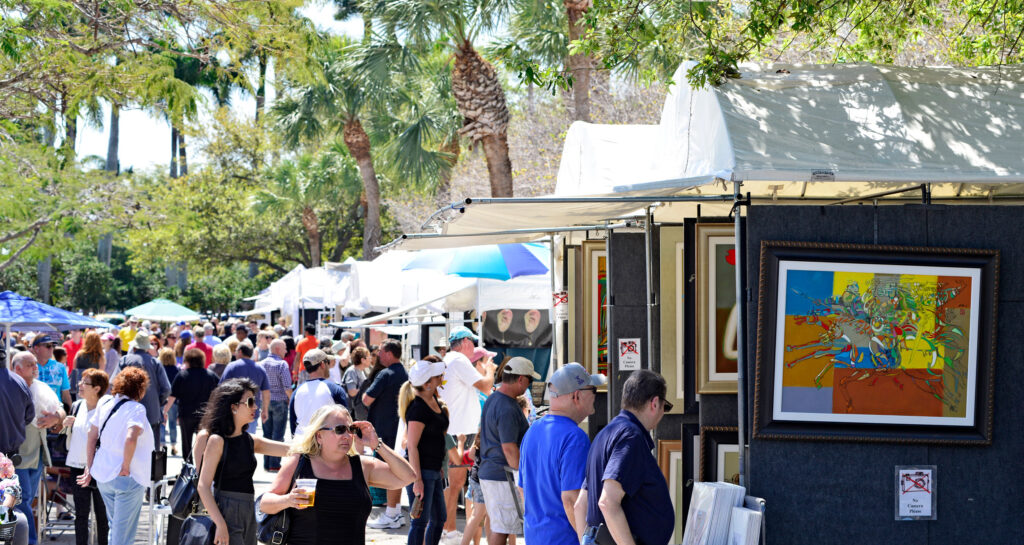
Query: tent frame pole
549 235 558 379
644 207 655 371
734 180 748 489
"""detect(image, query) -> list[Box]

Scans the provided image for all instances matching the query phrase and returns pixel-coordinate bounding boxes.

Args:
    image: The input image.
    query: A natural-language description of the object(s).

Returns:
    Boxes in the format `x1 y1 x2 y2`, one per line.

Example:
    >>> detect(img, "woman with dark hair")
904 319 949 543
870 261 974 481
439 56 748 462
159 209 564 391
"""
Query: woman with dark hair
63 368 110 545
197 379 291 545
76 366 153 545
163 348 219 460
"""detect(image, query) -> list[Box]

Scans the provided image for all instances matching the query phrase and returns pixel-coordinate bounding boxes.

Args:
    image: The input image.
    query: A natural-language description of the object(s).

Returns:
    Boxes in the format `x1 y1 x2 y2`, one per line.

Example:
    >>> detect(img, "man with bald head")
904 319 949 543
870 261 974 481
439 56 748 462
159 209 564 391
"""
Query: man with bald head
257 338 293 471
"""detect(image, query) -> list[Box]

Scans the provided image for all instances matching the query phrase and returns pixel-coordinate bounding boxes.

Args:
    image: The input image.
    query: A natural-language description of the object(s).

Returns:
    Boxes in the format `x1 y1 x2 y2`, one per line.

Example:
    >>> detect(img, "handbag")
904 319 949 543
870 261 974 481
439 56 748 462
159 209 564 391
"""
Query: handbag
178 514 216 545
255 455 306 545
178 436 228 545
168 455 200 519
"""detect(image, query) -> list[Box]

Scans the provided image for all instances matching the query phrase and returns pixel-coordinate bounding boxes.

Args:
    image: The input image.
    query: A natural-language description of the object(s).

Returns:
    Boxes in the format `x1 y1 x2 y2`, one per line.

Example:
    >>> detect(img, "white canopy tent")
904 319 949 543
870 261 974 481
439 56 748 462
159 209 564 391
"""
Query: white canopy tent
248 263 350 335
385 61 1024 251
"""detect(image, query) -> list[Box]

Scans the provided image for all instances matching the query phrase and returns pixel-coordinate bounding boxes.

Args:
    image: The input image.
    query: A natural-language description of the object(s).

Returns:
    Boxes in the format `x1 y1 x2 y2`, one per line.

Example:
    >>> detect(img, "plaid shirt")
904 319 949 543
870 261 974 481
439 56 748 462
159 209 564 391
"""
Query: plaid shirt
258 354 293 402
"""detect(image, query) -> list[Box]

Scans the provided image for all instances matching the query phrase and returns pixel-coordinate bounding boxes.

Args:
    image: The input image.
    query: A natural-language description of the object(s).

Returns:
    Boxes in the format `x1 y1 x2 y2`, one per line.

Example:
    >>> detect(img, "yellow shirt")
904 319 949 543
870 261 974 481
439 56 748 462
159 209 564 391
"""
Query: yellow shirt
118 327 137 351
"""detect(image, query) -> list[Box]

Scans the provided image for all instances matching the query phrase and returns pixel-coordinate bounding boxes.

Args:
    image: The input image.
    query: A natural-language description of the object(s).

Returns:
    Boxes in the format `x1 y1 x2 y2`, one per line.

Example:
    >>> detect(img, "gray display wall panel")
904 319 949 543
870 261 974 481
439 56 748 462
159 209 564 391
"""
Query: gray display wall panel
745 204 1020 544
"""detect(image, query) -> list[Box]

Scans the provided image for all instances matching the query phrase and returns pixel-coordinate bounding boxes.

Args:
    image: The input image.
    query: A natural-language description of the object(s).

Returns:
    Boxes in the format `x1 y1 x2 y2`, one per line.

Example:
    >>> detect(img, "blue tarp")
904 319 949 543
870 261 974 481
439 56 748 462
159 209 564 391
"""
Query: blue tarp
0 291 115 332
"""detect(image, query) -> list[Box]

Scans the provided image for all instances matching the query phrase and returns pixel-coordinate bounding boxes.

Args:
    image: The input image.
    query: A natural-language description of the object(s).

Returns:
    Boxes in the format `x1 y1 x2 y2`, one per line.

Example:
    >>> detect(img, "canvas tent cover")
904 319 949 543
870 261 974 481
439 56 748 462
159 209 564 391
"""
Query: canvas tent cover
392 62 1024 250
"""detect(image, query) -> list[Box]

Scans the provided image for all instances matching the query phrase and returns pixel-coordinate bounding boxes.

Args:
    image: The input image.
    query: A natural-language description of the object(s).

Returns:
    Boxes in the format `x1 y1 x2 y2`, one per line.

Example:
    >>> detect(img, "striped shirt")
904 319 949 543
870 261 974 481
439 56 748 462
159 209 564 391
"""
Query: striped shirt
258 355 293 402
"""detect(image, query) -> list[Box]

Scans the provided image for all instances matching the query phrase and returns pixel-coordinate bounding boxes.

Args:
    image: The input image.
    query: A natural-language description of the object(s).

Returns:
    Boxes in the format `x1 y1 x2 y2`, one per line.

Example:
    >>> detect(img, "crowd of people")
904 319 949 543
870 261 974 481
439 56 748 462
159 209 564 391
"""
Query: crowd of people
0 318 678 545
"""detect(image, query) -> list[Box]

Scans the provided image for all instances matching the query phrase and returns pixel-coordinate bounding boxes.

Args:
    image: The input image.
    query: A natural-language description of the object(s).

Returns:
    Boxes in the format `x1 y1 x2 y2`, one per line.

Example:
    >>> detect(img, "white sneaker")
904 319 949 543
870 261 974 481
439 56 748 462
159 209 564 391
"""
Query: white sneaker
443 530 463 545
368 511 404 529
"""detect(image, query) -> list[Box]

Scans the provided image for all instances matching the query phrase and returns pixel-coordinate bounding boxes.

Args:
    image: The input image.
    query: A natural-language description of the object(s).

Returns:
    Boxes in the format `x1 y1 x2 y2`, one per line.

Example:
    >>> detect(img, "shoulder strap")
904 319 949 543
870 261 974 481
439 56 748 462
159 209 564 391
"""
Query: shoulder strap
98 398 131 440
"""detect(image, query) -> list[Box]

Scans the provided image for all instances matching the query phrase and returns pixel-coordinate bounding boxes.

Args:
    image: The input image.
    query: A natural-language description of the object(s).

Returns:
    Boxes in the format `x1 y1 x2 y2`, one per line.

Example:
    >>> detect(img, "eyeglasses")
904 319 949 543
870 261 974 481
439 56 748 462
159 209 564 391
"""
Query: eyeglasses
40 344 55 349
79 380 94 387
577 386 598 394
236 397 256 408
319 424 362 438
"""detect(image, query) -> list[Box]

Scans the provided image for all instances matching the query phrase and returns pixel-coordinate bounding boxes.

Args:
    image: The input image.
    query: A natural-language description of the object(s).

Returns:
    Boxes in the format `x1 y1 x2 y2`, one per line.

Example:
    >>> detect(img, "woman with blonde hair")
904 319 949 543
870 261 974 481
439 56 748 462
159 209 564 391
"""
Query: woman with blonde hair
259 405 416 545
210 343 232 378
399 360 450 545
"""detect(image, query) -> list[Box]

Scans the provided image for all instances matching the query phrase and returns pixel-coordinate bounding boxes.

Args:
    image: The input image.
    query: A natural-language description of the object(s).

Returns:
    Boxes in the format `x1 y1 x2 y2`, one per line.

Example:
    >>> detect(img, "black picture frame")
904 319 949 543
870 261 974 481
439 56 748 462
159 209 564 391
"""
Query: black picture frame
681 422 699 514
753 241 999 444
698 426 739 483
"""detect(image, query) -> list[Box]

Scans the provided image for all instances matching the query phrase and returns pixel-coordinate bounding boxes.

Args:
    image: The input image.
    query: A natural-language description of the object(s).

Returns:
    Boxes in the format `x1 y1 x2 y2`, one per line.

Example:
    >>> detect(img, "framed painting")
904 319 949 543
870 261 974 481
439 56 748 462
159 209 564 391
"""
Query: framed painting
659 225 692 412
696 224 739 393
753 241 999 444
698 426 740 483
582 240 609 380
656 439 684 545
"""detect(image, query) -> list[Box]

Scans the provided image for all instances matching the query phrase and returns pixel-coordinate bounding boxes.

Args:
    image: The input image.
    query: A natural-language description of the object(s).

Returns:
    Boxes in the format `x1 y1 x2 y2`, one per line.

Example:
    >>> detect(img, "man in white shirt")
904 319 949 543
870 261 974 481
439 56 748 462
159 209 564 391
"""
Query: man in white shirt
438 326 496 541
288 349 348 437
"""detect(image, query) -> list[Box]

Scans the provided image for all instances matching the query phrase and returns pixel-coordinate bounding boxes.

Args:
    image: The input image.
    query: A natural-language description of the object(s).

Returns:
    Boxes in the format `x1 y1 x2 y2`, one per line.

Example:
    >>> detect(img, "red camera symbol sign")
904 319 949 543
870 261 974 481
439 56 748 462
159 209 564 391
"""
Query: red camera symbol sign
620 340 639 357
900 472 931 495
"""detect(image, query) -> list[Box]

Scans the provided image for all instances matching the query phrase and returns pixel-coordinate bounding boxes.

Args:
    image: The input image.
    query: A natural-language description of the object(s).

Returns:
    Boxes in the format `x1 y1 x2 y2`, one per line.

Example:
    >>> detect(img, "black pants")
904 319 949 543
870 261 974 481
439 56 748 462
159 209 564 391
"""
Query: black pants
68 466 109 545
180 415 202 461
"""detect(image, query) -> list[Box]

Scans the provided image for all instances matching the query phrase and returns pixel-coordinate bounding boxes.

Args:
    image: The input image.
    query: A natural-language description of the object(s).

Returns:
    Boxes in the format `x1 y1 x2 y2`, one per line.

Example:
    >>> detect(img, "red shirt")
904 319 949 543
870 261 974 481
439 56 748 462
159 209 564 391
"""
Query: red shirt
186 341 214 368
294 335 319 381
63 340 82 372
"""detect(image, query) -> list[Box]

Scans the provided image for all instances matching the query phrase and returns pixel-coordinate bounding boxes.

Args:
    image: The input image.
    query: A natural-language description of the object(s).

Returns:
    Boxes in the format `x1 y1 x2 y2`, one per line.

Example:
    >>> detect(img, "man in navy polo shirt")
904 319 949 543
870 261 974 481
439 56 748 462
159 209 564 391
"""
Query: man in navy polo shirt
220 342 270 433
519 363 605 545
575 369 674 545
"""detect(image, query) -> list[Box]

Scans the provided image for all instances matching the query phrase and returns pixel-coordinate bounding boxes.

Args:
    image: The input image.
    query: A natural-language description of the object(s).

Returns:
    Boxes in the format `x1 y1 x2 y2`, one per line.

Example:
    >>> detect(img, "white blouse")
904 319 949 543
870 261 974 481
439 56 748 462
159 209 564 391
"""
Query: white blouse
65 396 106 469
87 394 154 487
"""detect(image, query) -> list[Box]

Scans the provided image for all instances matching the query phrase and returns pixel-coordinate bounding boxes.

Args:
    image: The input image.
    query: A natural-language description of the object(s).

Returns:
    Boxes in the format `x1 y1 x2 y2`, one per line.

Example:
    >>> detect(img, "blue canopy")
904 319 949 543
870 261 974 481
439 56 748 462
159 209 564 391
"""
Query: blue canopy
0 291 115 332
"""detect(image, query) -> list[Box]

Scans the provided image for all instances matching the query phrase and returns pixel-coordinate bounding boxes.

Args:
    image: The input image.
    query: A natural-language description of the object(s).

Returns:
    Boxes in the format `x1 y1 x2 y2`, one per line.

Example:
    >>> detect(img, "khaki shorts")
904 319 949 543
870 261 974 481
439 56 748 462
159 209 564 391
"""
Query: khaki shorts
479 477 522 535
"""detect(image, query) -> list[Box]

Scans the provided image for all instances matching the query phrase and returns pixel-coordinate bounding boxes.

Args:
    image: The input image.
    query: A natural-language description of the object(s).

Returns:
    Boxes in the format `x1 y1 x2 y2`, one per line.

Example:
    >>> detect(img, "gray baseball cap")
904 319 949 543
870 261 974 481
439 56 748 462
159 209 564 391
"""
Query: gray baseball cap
548 363 607 396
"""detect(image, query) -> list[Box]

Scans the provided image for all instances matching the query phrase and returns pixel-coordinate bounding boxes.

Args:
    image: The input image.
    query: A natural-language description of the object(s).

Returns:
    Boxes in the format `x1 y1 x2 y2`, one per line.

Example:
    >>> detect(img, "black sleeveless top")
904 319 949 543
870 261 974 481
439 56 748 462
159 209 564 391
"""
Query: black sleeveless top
213 433 258 494
289 455 372 545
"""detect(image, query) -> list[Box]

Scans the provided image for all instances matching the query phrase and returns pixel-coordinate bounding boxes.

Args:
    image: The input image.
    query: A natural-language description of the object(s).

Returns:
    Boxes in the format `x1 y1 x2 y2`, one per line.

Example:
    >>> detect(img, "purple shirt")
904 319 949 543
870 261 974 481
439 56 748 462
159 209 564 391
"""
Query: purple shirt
257 355 292 402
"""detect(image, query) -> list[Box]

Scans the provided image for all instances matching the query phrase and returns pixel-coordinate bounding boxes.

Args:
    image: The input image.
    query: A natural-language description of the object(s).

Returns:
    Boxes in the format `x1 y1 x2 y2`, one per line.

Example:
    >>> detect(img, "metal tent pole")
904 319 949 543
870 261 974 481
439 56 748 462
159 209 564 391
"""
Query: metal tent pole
733 181 748 489
549 235 558 377
643 207 655 370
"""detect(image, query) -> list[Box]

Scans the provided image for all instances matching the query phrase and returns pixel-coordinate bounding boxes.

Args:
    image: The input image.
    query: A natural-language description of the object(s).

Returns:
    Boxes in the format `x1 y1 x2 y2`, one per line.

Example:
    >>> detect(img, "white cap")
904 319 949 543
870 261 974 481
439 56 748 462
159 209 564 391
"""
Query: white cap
408 360 446 387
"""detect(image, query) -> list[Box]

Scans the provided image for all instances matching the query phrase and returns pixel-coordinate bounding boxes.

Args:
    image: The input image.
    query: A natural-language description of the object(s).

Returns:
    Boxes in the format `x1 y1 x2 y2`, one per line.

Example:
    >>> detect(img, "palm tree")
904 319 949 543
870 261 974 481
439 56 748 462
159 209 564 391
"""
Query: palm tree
372 0 517 197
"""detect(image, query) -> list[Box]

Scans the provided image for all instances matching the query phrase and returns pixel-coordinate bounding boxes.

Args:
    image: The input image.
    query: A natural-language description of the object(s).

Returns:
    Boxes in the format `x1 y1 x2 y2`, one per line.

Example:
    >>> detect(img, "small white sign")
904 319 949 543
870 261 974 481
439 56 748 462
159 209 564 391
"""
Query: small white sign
895 466 936 520
553 291 569 321
618 338 641 371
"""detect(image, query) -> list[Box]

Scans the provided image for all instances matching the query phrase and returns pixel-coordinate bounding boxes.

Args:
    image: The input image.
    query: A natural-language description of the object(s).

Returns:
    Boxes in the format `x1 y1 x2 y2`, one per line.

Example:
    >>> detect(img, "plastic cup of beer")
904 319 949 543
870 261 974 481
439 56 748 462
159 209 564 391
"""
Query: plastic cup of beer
296 478 317 508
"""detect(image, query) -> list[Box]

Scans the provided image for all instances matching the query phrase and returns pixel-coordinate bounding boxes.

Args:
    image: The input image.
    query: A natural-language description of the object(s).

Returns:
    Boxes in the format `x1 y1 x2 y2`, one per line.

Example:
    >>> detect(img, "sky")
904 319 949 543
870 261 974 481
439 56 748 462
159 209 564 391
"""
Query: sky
74 2 364 173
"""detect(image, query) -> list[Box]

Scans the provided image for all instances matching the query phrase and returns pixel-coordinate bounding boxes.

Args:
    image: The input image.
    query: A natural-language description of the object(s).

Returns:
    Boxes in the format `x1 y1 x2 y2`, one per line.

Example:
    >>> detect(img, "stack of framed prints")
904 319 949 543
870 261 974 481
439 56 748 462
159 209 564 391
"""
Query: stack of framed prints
753 241 999 444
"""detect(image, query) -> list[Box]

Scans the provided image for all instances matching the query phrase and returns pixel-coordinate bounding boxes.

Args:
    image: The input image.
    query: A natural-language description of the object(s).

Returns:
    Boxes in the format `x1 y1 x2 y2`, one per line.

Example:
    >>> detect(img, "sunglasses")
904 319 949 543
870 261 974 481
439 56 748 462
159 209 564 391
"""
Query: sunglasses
661 398 674 412
236 397 256 409
577 386 598 394
319 424 362 438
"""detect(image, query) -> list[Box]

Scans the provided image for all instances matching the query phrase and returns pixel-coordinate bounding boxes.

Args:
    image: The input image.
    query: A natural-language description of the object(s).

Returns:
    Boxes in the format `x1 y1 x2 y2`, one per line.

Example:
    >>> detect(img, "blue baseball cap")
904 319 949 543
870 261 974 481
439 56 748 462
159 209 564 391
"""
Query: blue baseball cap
448 326 479 344
548 363 606 396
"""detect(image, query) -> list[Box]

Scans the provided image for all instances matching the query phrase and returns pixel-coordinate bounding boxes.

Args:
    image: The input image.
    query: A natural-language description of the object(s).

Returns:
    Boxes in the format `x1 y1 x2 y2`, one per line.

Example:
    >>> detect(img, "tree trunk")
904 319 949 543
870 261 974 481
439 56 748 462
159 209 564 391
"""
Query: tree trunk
363 15 372 45
178 131 188 176
36 257 52 303
65 113 77 153
451 43 514 197
256 52 268 121
301 207 322 267
106 104 119 174
170 125 179 178
566 0 593 122
480 134 514 197
343 119 383 259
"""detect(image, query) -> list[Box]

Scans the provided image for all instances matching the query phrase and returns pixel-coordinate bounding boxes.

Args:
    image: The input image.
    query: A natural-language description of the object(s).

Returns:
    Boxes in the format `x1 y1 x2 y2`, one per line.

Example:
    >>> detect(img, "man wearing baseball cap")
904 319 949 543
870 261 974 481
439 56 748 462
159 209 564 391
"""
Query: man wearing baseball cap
31 334 72 408
519 363 606 545
288 348 348 437
477 356 541 544
437 326 496 539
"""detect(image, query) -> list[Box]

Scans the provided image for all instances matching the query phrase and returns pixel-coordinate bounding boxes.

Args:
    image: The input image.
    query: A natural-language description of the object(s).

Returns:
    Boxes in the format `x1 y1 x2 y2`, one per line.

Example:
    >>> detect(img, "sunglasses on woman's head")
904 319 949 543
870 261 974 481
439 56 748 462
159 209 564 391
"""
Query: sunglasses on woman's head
320 424 362 438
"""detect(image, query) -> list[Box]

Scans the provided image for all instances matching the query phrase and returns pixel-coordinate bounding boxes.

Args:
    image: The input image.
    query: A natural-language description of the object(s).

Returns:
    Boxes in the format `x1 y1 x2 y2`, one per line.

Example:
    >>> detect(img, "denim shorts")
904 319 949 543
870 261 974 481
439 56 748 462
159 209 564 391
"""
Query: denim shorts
466 477 484 504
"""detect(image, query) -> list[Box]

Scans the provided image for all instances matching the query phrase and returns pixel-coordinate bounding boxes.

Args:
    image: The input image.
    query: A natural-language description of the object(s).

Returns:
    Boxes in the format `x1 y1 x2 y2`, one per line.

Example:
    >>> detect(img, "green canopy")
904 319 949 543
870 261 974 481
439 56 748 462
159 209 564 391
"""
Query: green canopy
124 298 201 323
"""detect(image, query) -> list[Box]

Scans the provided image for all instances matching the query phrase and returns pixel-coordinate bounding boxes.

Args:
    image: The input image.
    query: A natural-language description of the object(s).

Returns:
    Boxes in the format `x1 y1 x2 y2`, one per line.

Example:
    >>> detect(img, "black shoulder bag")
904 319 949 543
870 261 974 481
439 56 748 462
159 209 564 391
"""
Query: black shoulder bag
179 436 228 545
255 455 307 545
168 448 202 519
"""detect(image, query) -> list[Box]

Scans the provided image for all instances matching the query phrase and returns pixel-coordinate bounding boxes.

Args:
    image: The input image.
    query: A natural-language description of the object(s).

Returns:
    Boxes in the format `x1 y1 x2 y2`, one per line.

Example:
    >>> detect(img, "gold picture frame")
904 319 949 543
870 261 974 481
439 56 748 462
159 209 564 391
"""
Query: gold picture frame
581 240 609 381
696 223 738 394
656 439 685 545
659 226 687 413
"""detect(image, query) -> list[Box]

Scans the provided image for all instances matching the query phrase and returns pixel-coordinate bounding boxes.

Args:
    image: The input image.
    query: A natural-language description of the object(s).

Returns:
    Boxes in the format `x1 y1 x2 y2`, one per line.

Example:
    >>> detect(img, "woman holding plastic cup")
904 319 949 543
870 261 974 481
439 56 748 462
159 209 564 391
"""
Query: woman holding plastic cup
259 404 416 545
196 379 292 545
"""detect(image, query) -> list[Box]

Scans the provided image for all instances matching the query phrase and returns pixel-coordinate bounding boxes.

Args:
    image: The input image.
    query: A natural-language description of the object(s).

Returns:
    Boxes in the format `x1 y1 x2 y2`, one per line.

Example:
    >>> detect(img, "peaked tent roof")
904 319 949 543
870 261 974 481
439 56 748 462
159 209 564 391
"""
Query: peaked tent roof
0 291 115 332
124 298 201 322
388 62 1024 250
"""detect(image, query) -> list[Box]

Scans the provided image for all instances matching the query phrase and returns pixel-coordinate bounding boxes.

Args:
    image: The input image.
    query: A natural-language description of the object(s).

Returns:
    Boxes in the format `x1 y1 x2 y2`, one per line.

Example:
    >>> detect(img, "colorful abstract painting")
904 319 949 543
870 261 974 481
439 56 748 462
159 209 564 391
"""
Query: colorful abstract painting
596 254 608 374
773 261 980 426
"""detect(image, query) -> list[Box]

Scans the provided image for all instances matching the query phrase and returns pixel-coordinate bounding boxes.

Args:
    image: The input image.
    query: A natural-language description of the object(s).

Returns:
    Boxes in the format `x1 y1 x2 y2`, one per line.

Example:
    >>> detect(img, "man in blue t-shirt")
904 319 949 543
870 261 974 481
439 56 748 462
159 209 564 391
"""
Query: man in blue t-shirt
519 363 606 545
478 357 540 544
31 334 71 408
364 340 410 530
220 342 270 433
577 370 675 545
